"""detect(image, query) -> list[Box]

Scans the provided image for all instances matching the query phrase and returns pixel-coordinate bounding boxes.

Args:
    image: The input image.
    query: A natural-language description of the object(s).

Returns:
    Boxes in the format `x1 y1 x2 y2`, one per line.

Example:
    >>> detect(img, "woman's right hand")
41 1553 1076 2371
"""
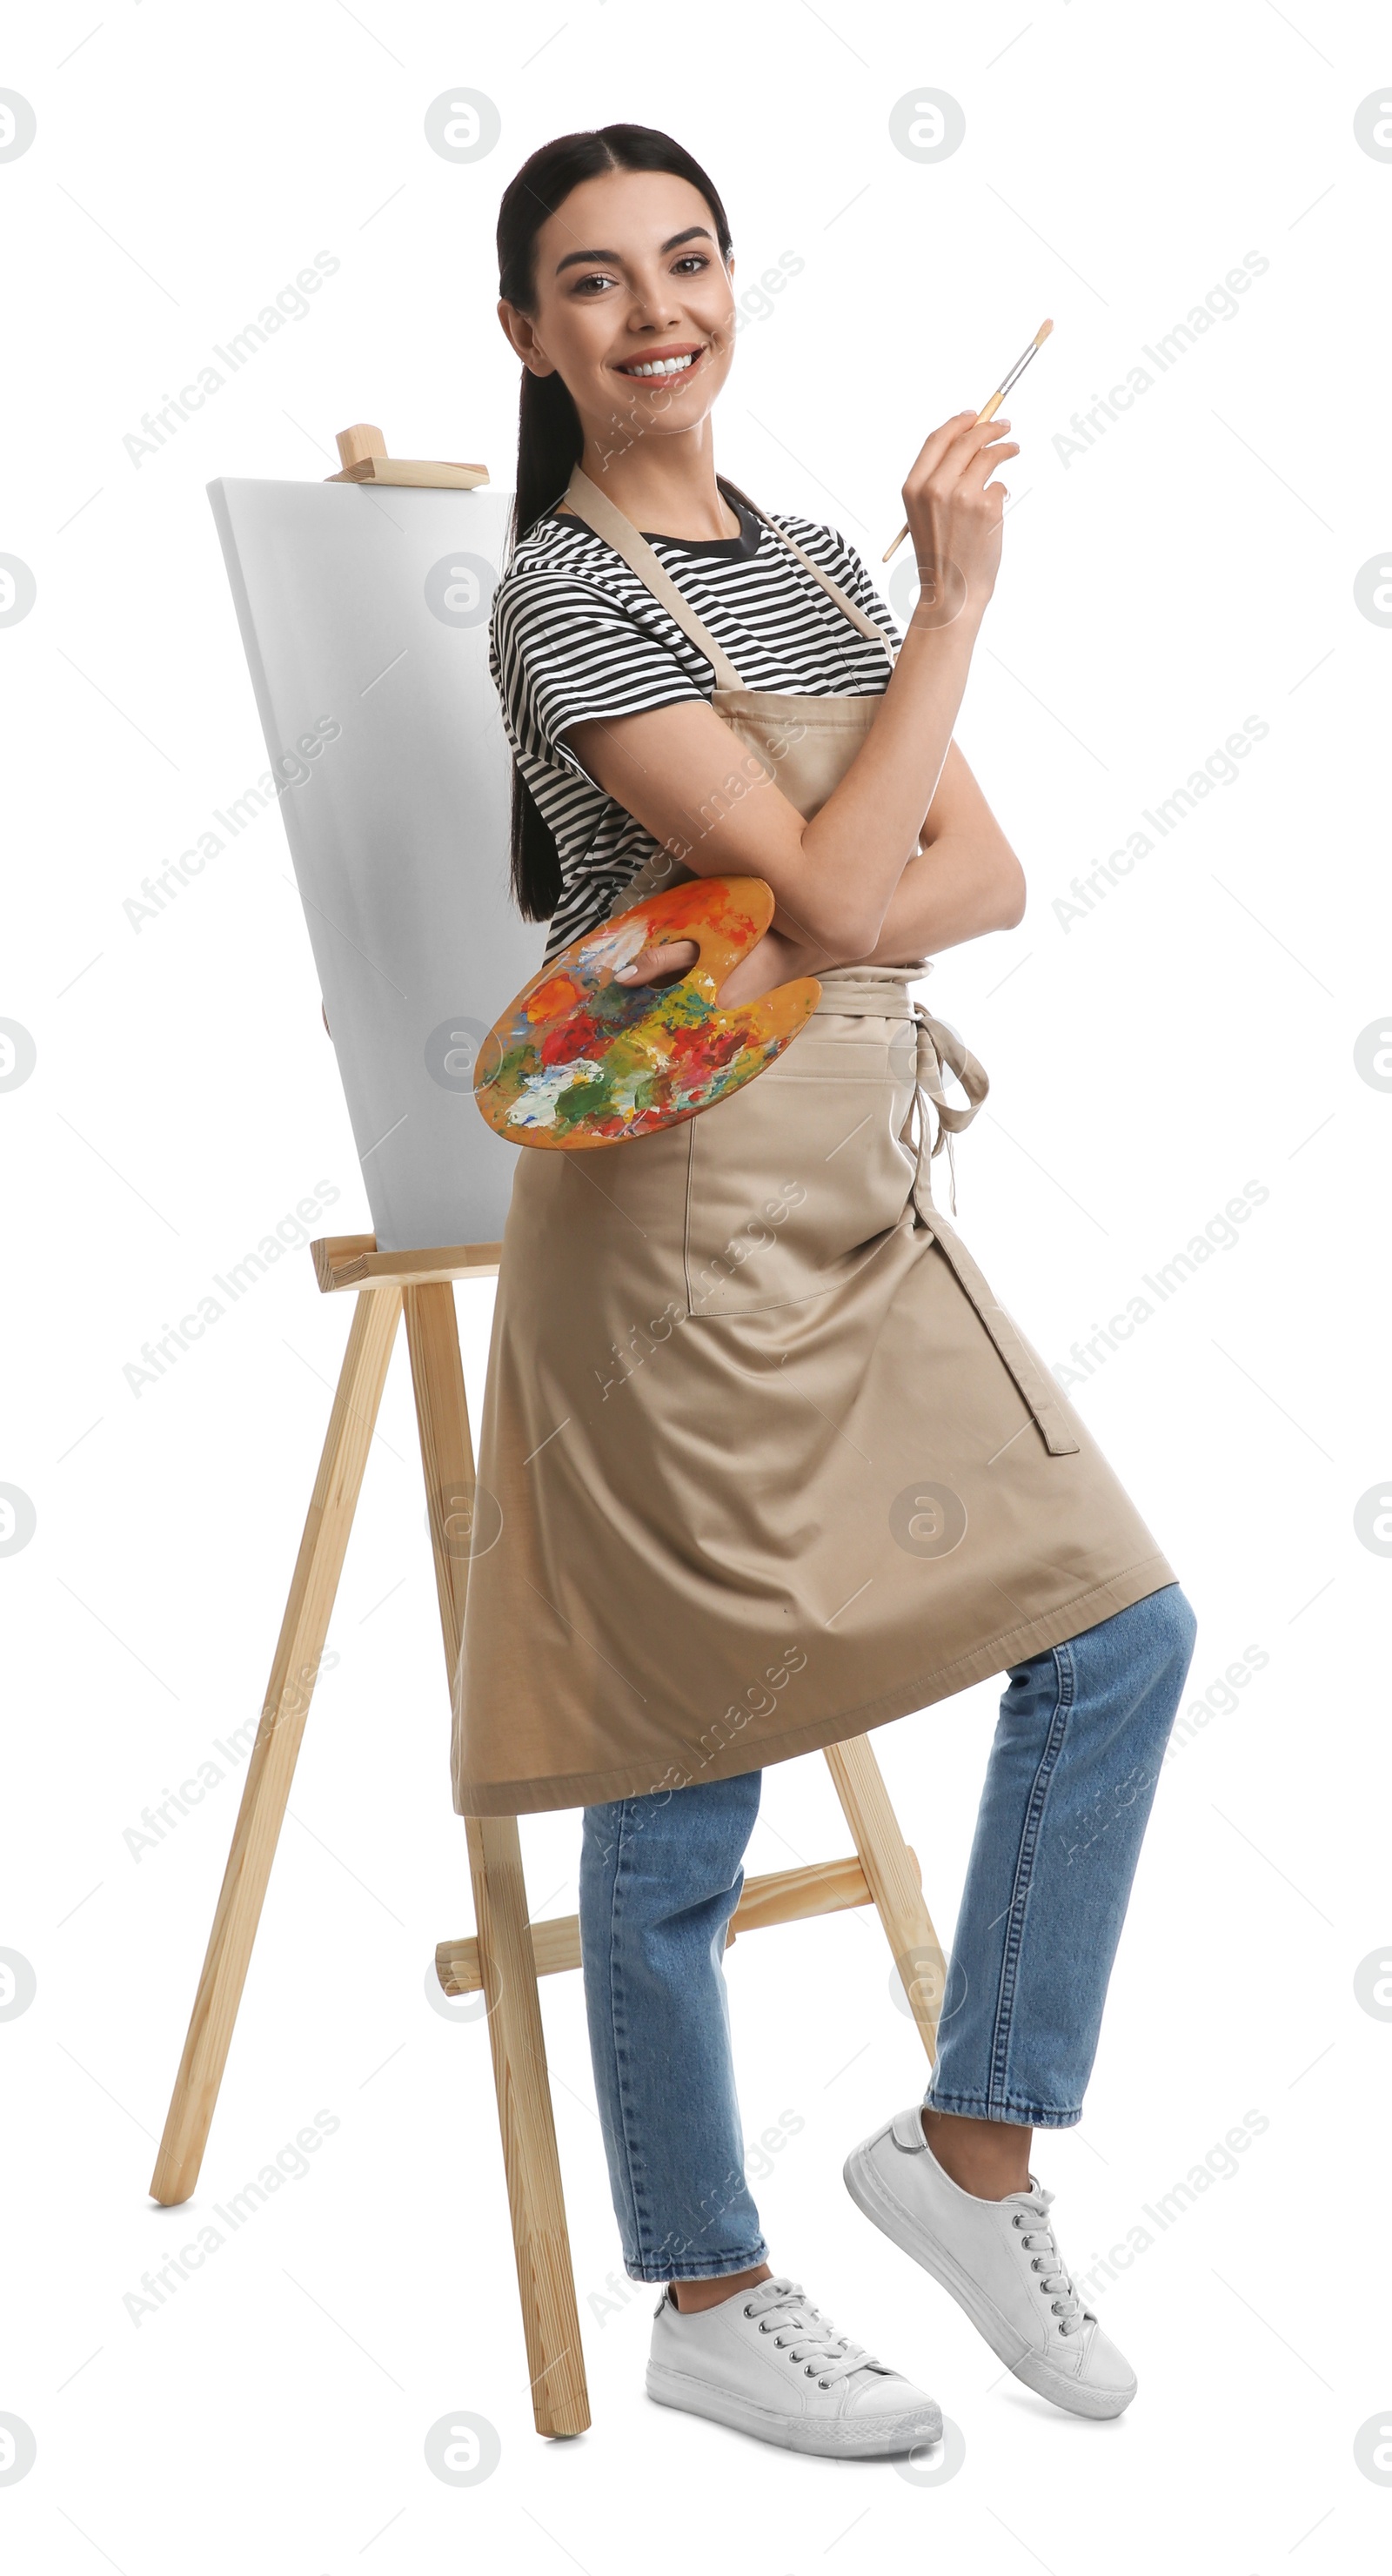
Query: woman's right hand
901 409 1019 621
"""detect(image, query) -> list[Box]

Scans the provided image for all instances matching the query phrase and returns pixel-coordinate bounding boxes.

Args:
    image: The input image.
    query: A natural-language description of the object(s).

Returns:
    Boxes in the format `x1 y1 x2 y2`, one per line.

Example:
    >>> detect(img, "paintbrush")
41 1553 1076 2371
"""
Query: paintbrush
881 318 1054 561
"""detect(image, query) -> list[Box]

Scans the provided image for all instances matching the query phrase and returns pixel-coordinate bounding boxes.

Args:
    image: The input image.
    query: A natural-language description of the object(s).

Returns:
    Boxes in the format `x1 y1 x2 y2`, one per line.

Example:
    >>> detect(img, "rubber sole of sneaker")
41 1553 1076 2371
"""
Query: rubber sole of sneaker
646 2361 943 2458
842 2138 1135 2422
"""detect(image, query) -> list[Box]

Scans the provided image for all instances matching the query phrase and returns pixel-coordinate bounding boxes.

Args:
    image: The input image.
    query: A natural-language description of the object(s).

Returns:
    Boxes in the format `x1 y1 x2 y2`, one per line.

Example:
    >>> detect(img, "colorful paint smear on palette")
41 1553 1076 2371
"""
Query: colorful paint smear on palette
473 875 821 1151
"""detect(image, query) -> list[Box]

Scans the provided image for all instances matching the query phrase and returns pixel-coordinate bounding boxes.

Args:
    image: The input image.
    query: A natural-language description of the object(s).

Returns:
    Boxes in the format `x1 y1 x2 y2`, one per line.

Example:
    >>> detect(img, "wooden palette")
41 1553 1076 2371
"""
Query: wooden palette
472 875 821 1150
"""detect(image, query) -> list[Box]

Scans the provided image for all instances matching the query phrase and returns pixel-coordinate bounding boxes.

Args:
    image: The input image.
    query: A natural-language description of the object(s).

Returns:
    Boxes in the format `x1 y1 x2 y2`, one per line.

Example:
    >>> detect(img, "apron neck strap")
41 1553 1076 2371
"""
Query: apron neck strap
562 464 744 685
560 464 896 687
716 473 896 662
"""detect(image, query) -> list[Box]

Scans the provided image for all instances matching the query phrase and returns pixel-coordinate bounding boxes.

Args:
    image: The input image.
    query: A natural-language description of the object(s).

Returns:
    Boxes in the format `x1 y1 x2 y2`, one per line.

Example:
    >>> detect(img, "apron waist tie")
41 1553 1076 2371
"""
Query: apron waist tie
812 976 1081 1460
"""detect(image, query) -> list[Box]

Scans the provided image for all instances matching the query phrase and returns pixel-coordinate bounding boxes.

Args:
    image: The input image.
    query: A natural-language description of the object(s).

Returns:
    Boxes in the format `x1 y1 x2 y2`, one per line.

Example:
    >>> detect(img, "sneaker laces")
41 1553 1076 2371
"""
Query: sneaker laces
1011 2187 1092 2338
739 2277 890 2387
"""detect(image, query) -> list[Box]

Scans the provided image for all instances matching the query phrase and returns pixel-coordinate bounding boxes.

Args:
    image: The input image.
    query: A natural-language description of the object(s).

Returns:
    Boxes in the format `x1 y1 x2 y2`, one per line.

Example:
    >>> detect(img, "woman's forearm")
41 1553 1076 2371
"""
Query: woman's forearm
719 715 1024 1004
786 600 987 954
788 410 1016 954
766 724 1026 976
739 830 1021 1002
849 828 1026 963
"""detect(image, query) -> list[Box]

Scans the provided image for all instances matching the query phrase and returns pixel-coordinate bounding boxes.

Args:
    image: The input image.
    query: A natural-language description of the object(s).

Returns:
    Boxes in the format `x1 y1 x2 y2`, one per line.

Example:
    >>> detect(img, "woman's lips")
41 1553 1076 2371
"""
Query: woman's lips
612 345 706 384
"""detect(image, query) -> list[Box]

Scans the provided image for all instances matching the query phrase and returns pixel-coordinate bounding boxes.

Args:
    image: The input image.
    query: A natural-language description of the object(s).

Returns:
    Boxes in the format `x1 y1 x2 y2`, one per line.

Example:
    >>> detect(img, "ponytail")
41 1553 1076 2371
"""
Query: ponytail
494 124 733 919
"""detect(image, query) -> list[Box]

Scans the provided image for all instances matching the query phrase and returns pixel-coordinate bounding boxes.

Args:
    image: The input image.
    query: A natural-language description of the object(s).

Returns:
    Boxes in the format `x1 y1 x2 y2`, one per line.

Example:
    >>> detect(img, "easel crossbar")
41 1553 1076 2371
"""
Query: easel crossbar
435 1847 921 1996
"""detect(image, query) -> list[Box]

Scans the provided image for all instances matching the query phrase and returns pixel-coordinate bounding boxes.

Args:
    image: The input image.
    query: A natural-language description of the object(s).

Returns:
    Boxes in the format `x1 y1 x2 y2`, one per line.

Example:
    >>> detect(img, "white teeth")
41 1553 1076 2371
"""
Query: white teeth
620 351 699 377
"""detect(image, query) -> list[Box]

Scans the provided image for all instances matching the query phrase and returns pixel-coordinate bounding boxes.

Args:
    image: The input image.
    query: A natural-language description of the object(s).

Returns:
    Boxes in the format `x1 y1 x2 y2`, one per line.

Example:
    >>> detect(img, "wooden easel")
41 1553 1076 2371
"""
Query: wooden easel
150 1230 949 2438
153 418 948 2436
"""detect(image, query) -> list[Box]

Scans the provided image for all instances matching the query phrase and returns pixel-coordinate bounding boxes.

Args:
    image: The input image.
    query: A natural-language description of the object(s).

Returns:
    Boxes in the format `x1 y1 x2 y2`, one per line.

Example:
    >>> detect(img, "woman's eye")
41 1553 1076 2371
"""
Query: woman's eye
572 253 710 294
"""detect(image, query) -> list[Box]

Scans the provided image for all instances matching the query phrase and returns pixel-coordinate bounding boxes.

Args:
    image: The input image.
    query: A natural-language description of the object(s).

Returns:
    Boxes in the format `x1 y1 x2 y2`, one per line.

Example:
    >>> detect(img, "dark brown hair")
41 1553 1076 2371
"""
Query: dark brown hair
495 124 733 918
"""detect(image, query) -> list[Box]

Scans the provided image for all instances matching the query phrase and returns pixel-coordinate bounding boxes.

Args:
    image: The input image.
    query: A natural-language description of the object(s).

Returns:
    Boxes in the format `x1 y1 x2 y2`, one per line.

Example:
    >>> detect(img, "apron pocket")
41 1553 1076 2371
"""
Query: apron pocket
682 1030 918 1319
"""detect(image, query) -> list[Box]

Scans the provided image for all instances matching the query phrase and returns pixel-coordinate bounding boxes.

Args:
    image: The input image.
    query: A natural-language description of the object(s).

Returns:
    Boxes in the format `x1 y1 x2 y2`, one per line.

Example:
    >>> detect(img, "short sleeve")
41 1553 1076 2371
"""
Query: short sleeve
490 567 707 785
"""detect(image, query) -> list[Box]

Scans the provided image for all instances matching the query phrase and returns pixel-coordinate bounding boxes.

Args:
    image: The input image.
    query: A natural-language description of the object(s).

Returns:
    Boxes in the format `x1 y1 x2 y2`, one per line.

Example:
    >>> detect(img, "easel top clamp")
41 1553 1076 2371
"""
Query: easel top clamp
326 421 491 490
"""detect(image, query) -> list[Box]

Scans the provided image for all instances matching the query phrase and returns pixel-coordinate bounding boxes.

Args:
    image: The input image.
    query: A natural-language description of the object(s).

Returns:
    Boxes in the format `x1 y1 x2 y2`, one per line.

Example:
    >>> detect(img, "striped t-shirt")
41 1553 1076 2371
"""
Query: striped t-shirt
487 484 902 959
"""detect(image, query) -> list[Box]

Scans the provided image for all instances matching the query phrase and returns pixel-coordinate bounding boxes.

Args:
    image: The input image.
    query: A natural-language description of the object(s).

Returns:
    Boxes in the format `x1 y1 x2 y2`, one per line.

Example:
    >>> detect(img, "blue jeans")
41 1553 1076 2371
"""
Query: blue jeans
578 1583 1196 2283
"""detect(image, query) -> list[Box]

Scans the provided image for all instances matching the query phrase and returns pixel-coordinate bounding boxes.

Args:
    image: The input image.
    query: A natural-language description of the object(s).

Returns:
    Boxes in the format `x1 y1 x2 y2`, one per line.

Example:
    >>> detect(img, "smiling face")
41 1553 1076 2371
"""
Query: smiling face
498 166 737 461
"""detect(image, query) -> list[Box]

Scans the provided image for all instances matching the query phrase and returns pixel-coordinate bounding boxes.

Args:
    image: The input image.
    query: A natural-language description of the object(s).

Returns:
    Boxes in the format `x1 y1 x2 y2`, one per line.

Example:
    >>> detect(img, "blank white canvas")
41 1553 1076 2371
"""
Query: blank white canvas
209 474 545 1252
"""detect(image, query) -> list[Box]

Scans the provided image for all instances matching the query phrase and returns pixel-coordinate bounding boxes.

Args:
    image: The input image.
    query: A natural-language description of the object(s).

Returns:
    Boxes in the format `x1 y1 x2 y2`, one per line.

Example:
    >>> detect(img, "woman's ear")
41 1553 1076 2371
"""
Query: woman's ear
497 297 554 375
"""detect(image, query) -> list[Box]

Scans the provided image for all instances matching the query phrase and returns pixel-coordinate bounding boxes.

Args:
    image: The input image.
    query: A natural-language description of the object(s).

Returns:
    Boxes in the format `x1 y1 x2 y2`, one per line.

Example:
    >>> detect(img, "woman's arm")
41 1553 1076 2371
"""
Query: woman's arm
846 737 1026 967
563 597 984 960
562 408 1019 996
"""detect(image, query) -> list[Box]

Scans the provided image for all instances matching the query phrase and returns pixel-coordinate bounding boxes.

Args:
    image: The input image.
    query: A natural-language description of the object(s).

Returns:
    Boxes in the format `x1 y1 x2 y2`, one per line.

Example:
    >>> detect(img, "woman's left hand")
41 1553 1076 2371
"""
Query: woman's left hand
614 925 826 1006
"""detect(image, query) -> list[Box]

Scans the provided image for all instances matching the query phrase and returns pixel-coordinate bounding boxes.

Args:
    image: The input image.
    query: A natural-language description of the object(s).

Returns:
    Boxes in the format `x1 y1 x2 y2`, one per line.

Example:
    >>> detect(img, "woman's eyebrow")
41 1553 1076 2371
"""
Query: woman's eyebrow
554 225 713 276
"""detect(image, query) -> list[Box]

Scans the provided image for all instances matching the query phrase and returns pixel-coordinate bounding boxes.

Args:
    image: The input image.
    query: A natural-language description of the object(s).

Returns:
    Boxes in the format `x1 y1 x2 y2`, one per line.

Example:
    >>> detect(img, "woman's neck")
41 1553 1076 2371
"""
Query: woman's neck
567 442 740 543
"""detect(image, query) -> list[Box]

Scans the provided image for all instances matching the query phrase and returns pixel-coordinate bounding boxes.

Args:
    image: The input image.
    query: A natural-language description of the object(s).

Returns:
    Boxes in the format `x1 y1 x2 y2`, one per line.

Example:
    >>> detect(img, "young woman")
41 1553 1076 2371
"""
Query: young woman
452 123 1197 2458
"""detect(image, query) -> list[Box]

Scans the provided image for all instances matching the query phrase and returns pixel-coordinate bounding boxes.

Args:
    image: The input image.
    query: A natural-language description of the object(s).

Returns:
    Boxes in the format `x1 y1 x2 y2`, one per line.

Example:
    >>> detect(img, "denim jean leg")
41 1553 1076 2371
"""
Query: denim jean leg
579 1768 768 2284
927 1583 1197 2128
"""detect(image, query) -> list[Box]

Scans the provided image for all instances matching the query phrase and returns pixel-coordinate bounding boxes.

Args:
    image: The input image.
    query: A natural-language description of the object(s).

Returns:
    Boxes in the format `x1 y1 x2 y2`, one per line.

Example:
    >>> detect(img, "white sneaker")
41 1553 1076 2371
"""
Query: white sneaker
844 2105 1137 2419
646 2272 943 2458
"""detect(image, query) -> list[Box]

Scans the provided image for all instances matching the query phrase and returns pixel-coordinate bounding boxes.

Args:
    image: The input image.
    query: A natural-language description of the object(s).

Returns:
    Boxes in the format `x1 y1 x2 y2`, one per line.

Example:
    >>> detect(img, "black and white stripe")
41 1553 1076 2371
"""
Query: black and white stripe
487 489 901 958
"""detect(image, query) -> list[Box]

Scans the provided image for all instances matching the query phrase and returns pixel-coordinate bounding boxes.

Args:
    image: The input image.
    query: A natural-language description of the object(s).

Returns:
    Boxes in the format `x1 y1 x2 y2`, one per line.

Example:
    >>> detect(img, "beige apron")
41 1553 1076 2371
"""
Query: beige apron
450 466 1175 1818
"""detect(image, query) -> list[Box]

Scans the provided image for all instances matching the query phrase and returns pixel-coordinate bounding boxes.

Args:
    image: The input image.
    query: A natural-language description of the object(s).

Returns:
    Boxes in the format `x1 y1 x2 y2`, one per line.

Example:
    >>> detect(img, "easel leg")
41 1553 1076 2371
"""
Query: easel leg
823 1735 948 2061
404 1283 589 2440
151 1284 403 2205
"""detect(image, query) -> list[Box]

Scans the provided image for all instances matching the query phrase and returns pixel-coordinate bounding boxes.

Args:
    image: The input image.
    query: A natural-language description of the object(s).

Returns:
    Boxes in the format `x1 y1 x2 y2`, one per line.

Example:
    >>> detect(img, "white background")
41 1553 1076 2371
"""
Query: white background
3 3 1389 2569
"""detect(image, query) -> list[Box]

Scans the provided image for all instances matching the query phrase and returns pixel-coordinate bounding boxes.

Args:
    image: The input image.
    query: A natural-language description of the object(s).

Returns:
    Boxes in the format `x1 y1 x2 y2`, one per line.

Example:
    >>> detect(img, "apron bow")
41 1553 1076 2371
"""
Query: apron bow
894 995 1081 1460
905 1001 989 1221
